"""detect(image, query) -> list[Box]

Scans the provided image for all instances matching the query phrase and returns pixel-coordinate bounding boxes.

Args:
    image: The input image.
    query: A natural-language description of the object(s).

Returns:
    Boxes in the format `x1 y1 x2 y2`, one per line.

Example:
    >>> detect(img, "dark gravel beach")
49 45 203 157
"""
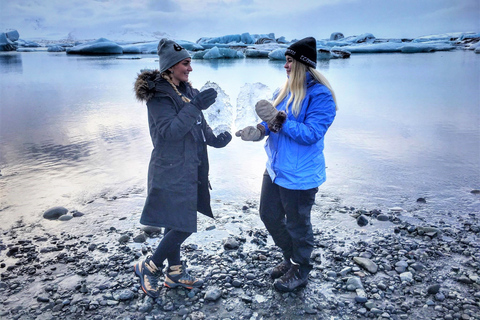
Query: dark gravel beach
1 192 479 320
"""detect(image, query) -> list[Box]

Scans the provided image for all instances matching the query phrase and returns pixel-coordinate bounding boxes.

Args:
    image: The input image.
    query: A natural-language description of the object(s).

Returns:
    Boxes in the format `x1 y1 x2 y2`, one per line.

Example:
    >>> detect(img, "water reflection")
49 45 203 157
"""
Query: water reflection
24 141 92 164
0 51 478 229
0 53 23 73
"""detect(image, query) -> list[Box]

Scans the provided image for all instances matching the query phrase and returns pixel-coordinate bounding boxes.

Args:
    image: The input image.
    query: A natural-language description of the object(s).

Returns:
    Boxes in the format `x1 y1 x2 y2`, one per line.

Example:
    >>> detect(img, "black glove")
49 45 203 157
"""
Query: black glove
191 88 217 110
212 131 232 148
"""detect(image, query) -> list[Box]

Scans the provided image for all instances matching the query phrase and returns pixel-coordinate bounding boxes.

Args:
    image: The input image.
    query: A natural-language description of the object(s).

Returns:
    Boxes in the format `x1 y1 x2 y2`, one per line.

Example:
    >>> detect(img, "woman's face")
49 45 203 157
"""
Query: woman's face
284 55 294 76
169 58 193 85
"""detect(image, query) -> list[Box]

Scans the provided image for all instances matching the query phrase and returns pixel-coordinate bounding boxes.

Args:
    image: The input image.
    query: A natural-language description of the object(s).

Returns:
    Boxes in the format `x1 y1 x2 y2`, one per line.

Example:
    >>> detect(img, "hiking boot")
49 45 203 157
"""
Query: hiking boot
134 257 163 298
164 262 203 289
273 264 308 292
270 259 292 279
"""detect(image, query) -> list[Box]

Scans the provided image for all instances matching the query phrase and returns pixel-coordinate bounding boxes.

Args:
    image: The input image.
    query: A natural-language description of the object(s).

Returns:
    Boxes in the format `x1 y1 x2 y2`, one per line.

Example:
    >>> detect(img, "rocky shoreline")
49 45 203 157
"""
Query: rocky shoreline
1 198 479 320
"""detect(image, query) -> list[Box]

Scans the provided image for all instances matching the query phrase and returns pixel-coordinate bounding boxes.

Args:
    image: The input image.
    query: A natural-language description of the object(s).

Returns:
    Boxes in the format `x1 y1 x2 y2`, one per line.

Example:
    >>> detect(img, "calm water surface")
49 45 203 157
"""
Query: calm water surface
0 50 479 229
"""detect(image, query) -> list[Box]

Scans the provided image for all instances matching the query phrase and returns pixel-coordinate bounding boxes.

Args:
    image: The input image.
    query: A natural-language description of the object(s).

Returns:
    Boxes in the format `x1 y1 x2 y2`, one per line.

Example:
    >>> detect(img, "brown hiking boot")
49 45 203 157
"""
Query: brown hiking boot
164 262 203 289
270 259 292 279
134 257 163 298
273 264 308 292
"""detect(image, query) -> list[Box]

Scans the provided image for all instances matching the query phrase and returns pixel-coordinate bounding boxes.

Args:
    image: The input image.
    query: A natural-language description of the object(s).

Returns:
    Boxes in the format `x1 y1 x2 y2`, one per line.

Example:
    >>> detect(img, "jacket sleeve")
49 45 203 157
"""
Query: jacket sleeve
147 94 202 141
281 90 336 145
203 122 217 146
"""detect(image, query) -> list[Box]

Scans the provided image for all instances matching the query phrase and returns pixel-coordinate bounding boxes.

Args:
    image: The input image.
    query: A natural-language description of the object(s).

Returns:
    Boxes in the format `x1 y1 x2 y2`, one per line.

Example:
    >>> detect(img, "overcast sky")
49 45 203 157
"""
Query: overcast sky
1 0 478 42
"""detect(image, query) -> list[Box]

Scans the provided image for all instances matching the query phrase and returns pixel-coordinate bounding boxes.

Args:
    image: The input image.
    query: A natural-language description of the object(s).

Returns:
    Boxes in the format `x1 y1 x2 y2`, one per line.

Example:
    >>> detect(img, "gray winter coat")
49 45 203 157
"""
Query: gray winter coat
134 70 228 233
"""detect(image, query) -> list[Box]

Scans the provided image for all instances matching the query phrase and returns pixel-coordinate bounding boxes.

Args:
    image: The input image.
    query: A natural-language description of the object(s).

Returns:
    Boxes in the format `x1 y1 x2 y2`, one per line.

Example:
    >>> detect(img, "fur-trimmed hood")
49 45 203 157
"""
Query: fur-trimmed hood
134 69 161 102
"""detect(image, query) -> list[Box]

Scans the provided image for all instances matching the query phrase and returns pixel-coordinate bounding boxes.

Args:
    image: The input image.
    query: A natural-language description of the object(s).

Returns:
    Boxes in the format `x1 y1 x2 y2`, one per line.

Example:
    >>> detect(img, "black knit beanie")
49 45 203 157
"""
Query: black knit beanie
157 38 191 73
285 37 317 69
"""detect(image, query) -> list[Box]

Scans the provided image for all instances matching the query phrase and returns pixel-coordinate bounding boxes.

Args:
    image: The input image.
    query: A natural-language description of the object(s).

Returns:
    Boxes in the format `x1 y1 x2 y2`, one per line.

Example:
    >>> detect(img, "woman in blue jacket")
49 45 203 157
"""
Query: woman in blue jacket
237 37 337 292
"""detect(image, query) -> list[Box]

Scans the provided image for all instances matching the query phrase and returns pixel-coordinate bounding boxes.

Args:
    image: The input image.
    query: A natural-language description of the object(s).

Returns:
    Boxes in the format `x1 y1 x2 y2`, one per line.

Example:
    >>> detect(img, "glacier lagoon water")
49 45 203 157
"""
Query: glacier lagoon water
0 51 479 229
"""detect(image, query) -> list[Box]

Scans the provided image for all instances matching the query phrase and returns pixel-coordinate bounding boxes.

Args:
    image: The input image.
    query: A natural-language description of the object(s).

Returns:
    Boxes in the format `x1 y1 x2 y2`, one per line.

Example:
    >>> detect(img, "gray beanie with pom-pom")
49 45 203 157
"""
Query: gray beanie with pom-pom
157 38 190 73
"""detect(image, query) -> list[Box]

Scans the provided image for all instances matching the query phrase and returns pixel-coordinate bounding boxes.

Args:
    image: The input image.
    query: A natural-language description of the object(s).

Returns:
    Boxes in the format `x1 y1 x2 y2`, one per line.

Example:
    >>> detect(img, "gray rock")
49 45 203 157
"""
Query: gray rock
58 215 73 221
346 276 364 291
43 206 68 220
399 272 413 283
117 289 135 301
427 284 441 294
133 233 146 243
224 237 240 250
204 288 222 301
118 235 130 244
357 215 369 227
377 214 389 221
353 257 378 273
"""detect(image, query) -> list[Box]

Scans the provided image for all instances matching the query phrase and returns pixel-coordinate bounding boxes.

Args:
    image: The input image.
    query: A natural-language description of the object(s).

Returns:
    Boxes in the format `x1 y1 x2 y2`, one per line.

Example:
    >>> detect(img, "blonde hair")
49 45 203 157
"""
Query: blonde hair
272 59 337 116
161 71 192 103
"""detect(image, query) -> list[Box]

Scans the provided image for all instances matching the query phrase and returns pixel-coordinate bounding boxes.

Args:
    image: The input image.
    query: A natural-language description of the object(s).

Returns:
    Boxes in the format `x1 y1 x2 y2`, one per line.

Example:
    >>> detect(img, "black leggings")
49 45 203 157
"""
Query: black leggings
151 228 192 268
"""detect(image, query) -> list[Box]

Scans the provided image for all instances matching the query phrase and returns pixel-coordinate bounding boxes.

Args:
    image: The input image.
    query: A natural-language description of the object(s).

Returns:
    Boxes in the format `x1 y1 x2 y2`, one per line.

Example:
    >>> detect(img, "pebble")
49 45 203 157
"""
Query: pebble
1 201 478 320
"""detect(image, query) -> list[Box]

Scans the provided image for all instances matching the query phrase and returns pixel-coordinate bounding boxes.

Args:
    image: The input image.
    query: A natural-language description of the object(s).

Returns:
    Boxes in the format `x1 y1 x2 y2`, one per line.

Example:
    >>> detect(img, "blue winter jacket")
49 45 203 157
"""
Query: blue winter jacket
263 72 336 190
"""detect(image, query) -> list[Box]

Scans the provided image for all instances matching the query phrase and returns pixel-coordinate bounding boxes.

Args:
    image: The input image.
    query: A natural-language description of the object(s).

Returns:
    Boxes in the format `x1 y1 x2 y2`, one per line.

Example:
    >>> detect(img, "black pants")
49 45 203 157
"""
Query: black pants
259 171 318 277
151 228 191 268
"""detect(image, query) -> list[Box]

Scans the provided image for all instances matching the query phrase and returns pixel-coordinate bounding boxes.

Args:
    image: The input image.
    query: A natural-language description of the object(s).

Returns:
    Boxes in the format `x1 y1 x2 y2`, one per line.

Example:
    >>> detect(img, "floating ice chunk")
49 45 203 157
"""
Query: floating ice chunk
121 41 158 54
245 49 269 58
330 48 351 59
400 42 454 53
201 82 235 134
268 48 286 60
197 33 276 46
198 34 247 45
413 32 467 42
203 47 222 59
192 51 207 59
235 83 273 130
344 33 376 44
47 46 66 52
67 38 123 55
333 42 404 53
16 39 41 48
203 47 241 59
330 32 344 41
0 30 19 51
177 40 204 51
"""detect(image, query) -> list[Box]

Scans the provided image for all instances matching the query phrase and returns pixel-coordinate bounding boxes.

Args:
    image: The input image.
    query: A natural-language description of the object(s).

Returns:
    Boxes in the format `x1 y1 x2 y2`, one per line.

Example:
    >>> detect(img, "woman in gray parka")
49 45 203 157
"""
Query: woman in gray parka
133 38 231 298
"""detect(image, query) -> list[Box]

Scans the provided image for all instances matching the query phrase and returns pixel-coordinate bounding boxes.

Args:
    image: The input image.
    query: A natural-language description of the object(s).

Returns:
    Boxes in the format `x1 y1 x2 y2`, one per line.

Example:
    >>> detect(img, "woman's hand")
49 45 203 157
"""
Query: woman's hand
235 124 266 141
212 131 232 148
191 88 217 110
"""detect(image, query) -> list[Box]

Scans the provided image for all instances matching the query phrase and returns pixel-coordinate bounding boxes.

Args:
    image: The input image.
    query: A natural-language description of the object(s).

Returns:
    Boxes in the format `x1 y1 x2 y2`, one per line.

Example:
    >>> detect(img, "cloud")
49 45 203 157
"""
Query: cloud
0 0 477 41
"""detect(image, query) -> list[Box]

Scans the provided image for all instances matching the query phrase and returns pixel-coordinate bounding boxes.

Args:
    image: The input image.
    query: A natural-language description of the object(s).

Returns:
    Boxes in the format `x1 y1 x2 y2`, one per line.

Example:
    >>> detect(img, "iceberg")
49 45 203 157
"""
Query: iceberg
401 42 455 53
268 48 286 60
197 32 276 46
121 41 158 54
16 39 41 48
333 42 404 53
177 40 204 51
330 48 351 59
198 34 250 45
245 49 270 58
344 33 376 44
202 46 243 59
47 45 66 52
0 30 19 51
330 32 344 41
66 38 123 55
